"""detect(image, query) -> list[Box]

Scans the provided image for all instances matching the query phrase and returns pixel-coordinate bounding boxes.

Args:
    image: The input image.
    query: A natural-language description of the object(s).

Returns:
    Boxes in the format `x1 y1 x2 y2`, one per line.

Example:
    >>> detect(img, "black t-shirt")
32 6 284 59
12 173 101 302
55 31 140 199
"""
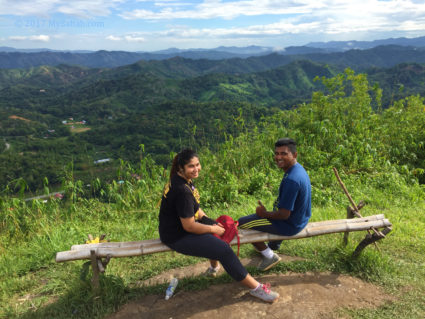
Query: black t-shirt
158 174 200 244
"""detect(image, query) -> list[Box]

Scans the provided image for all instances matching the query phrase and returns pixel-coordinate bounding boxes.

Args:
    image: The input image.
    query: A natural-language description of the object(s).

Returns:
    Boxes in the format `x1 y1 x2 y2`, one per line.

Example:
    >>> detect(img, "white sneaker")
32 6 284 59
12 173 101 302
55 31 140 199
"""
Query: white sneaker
204 266 220 277
258 253 281 271
250 283 279 303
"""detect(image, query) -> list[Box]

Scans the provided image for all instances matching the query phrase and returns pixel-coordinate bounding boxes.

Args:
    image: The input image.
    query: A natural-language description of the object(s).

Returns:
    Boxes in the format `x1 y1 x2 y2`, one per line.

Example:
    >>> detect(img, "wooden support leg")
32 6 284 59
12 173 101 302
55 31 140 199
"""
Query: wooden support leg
343 201 365 246
97 259 105 273
343 206 355 245
102 254 112 269
352 226 392 257
90 250 100 292
98 254 112 273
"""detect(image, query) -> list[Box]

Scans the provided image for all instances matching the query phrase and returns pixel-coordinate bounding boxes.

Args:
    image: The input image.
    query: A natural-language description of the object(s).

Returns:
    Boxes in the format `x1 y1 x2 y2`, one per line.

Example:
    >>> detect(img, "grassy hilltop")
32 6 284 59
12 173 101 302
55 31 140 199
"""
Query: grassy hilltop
0 70 424 318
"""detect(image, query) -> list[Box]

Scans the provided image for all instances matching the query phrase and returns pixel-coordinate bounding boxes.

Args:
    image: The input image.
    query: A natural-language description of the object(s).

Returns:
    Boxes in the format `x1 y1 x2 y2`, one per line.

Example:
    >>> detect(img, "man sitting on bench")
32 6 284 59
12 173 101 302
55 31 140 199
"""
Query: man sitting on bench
238 138 312 271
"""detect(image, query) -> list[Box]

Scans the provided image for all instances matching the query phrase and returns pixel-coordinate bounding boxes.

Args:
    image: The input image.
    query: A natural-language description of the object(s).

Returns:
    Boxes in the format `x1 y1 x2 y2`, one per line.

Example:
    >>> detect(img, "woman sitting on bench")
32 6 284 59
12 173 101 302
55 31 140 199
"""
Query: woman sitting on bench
158 148 279 303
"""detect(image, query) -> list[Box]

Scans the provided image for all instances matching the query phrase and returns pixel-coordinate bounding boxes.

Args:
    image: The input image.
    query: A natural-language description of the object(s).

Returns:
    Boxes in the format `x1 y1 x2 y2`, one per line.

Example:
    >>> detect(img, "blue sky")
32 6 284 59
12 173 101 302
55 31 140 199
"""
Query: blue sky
1 0 425 52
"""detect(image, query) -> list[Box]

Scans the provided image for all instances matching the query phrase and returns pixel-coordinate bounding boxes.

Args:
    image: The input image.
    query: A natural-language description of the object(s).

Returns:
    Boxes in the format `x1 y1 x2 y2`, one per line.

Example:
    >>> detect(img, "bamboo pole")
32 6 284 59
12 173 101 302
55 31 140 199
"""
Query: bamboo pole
332 168 362 216
56 217 392 262
333 167 383 250
70 214 386 251
236 219 391 244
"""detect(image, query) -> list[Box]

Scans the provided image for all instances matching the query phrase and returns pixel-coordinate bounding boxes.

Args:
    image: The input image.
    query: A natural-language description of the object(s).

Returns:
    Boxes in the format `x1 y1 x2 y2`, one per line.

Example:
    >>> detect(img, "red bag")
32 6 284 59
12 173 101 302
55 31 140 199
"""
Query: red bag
213 215 240 256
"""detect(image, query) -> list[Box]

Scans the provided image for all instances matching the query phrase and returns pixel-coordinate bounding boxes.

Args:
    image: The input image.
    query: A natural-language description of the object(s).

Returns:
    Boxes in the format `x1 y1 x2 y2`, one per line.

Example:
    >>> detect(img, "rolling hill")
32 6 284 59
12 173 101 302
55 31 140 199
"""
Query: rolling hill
2 44 425 193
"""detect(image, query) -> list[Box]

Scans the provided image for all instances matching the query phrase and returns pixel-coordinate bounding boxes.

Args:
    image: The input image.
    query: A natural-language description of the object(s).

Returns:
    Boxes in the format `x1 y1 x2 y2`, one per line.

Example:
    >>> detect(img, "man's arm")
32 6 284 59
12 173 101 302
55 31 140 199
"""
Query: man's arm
256 200 291 220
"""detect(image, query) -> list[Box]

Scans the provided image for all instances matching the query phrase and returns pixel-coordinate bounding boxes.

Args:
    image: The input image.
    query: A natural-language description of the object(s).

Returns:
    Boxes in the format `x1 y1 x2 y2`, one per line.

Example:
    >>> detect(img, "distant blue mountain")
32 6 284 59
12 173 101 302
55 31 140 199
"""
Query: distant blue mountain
2 35 425 69
0 45 274 56
0 46 92 53
212 45 273 55
3 35 425 57
306 36 425 51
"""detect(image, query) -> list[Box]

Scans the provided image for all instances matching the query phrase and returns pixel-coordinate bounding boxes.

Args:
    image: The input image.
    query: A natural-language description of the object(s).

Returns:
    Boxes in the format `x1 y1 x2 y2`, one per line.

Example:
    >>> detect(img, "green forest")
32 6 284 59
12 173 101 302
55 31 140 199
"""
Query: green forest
0 69 424 318
1 54 425 194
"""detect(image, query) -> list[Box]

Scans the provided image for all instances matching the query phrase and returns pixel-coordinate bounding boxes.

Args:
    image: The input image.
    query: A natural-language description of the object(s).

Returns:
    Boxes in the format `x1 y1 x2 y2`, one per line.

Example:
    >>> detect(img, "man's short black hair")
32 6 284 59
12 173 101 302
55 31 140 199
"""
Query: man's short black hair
275 138 297 154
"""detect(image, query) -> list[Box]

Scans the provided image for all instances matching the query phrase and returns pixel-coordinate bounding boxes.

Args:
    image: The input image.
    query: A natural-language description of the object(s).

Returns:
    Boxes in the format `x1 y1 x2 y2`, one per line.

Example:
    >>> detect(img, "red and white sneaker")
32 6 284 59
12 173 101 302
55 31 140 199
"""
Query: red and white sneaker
250 283 279 303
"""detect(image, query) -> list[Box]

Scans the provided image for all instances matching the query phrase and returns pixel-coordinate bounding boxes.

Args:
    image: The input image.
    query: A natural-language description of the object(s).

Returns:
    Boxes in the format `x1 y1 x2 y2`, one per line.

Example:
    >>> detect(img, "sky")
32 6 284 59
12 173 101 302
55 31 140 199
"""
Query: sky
1 0 425 52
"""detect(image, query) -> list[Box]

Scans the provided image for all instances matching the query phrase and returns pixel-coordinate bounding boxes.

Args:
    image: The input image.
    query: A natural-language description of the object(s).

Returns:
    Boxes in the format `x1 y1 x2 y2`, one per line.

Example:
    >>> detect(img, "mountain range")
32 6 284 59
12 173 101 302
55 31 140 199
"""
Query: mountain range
2 35 425 69
2 35 425 192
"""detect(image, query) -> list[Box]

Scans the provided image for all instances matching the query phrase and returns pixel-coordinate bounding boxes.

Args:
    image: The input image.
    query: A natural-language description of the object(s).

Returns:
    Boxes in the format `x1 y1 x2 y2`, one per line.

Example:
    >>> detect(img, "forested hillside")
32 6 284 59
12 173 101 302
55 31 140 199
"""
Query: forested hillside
1 47 425 194
2 69 424 240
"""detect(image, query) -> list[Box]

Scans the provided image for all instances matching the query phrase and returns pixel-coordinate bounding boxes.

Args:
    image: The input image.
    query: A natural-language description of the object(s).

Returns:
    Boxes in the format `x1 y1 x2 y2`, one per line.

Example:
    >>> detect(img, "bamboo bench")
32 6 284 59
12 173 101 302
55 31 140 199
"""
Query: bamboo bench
56 169 392 290
56 211 392 290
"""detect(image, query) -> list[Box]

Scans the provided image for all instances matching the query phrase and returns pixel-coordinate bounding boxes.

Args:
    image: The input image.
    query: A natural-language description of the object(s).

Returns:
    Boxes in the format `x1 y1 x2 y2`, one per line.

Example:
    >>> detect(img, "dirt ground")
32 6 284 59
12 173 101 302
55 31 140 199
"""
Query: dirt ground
107 254 394 319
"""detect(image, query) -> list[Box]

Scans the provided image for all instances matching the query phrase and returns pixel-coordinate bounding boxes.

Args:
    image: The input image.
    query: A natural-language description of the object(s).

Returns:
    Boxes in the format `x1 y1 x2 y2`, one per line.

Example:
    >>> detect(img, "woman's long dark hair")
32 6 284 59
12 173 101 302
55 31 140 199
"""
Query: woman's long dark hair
170 148 199 179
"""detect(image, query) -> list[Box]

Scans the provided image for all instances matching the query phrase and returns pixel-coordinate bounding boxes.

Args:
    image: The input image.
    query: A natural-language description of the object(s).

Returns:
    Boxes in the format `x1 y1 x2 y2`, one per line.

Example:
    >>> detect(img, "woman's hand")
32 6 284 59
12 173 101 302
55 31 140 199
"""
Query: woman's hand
211 224 225 236
180 216 224 235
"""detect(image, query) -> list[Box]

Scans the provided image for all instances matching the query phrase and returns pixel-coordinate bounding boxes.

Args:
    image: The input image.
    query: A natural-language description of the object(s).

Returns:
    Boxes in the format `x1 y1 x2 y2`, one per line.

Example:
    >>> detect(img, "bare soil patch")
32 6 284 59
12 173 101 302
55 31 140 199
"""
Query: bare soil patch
9 115 31 122
70 126 91 133
108 254 394 319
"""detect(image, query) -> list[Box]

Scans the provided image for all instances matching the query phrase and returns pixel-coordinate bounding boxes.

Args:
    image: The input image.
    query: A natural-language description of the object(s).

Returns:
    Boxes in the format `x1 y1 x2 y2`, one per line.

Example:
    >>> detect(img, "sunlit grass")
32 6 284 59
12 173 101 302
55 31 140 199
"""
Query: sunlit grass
1 193 424 319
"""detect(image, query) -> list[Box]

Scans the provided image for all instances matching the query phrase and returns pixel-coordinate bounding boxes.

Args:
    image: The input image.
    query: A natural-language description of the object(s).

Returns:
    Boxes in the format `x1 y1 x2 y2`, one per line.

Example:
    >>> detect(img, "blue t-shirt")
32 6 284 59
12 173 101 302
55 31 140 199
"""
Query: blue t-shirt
271 162 311 236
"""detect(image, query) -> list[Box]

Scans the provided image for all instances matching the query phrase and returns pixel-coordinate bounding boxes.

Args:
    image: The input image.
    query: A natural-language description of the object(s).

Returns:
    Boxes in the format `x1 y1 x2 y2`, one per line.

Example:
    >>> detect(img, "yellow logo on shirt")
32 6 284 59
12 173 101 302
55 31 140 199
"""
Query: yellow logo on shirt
163 181 170 198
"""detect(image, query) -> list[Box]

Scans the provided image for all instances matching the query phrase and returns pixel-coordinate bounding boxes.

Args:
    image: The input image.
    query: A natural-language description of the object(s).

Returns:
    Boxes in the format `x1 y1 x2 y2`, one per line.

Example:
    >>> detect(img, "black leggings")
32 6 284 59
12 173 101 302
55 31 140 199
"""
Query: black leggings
165 233 248 282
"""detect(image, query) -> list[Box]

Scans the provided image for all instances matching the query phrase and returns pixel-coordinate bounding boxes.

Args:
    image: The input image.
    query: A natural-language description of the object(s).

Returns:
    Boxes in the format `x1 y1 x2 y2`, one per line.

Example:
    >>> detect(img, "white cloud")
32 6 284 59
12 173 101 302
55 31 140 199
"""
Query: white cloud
118 0 425 37
0 0 124 18
304 1 425 35
148 1 425 38
106 35 122 41
33 34 50 41
9 34 50 42
55 0 125 18
124 35 145 42
2 0 425 27
3 1 425 35
106 34 145 42
138 19 328 40
120 0 316 20
3 0 425 50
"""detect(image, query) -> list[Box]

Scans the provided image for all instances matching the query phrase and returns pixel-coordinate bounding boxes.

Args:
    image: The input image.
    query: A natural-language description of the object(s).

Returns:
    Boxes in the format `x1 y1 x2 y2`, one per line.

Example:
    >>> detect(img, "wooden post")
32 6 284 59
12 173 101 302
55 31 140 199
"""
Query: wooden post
90 250 100 292
352 226 392 257
343 206 355 245
343 201 366 245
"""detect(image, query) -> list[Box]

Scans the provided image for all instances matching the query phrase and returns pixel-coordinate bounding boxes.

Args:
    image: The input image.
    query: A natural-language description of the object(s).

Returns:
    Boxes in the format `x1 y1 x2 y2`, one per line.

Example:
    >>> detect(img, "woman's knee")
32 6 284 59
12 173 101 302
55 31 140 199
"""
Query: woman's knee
217 244 238 261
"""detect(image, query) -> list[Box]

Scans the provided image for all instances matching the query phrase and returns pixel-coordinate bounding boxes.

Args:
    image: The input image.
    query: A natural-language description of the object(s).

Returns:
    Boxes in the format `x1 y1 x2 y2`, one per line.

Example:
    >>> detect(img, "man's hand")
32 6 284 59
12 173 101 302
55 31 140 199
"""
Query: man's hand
256 200 268 218
256 200 291 220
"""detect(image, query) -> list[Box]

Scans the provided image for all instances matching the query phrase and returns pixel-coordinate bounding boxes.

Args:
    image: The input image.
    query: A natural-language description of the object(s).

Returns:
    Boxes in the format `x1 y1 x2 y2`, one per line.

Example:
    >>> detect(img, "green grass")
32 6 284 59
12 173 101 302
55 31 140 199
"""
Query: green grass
1 194 424 319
